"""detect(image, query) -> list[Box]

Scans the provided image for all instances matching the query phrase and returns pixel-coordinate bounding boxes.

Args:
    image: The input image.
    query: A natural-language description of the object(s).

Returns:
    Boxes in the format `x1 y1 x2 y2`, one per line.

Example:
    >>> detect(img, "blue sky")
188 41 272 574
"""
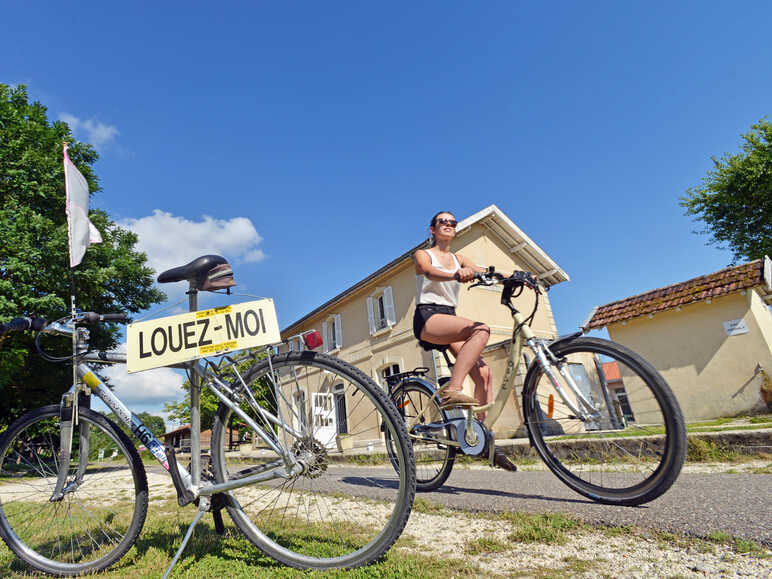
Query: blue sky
3 2 770 424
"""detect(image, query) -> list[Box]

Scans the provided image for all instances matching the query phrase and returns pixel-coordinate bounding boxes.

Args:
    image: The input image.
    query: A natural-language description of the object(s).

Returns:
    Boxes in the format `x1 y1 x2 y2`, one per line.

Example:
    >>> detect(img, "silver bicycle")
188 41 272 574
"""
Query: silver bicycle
0 255 415 576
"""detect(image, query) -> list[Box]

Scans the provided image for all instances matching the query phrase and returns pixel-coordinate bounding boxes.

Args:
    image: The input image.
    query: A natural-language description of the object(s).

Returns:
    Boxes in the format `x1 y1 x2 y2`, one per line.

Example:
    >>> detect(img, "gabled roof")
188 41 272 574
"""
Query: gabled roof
584 257 772 330
283 204 569 334
456 205 569 287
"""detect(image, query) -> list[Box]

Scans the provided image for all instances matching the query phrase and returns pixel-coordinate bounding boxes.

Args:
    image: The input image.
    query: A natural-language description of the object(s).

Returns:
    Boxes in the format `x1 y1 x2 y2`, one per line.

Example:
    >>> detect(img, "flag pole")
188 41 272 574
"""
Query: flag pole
64 142 79 398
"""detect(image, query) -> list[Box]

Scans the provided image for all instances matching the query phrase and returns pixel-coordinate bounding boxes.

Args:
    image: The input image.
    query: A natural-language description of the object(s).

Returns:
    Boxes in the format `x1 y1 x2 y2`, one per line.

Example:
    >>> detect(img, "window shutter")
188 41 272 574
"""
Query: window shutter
334 314 342 349
322 320 329 353
384 286 396 326
366 297 376 335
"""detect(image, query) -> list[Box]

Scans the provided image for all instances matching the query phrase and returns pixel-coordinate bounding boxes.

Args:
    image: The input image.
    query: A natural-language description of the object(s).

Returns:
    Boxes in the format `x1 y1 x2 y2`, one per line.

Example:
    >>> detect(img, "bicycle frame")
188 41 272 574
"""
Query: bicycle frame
406 295 602 447
48 298 305 506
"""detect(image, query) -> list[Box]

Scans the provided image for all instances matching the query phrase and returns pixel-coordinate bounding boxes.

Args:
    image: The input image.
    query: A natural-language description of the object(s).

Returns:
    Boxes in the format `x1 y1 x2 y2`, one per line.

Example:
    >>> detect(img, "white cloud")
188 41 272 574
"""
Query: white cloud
119 210 266 279
59 113 119 149
100 363 185 407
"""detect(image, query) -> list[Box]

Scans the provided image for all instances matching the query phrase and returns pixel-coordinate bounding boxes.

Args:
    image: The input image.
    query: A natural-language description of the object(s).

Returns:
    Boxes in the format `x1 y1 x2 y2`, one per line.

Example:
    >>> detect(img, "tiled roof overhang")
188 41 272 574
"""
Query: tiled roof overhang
584 256 772 330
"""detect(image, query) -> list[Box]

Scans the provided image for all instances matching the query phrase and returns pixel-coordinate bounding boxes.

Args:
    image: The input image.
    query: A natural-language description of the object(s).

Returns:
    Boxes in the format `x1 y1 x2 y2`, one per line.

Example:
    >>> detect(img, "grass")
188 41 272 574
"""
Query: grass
411 497 450 516
464 535 510 555
0 500 482 578
686 438 747 462
481 511 586 545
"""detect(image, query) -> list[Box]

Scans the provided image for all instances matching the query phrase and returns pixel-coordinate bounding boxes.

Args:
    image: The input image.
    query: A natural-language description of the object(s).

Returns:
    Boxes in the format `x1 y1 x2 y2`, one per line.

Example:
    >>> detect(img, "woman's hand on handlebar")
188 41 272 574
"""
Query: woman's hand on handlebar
455 267 478 283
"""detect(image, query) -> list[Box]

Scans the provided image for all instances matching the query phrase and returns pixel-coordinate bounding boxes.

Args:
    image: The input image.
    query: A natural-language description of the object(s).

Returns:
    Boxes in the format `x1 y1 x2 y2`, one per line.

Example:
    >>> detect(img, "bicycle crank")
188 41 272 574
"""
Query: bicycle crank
448 418 488 456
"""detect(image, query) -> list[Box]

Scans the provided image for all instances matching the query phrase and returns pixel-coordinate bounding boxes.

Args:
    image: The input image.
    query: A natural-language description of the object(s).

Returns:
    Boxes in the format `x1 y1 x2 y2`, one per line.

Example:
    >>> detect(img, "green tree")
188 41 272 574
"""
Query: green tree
164 354 275 430
681 119 772 263
0 84 165 428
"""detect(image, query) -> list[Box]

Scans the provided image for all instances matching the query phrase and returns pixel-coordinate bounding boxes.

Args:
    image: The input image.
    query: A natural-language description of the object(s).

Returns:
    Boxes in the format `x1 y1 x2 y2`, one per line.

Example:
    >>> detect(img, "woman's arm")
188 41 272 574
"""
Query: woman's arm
413 250 459 281
456 254 487 274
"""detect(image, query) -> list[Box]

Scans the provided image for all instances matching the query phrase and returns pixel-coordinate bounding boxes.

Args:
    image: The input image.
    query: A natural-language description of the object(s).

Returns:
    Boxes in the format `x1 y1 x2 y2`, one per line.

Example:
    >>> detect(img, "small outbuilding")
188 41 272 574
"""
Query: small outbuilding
583 257 772 421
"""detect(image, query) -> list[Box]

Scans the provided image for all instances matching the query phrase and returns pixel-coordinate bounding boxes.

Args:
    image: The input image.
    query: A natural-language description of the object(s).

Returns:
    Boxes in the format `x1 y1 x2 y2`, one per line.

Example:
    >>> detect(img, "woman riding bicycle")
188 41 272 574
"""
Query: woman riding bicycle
413 210 518 471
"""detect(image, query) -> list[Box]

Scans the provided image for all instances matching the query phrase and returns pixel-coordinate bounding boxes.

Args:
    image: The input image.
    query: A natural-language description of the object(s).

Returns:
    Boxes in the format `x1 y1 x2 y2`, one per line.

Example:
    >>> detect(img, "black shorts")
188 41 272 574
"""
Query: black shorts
413 303 456 342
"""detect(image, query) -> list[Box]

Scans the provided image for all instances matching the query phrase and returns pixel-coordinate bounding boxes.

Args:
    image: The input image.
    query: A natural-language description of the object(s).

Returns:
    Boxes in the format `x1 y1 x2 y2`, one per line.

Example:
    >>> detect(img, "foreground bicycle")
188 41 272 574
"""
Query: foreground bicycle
0 255 415 577
385 269 686 506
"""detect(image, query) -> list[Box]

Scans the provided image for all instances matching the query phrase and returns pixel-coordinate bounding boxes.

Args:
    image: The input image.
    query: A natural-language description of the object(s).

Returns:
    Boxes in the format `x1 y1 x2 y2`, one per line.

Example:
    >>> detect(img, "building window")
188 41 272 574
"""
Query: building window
367 287 396 335
322 314 342 353
378 363 401 389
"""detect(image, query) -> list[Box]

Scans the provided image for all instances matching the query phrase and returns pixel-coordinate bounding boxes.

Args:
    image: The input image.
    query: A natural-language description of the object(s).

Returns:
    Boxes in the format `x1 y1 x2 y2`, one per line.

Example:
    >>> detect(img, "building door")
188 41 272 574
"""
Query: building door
312 392 336 448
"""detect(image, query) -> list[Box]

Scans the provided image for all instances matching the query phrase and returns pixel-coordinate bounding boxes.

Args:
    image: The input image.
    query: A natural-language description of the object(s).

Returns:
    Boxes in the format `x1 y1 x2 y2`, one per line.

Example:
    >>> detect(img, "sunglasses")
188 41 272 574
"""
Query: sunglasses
435 218 457 228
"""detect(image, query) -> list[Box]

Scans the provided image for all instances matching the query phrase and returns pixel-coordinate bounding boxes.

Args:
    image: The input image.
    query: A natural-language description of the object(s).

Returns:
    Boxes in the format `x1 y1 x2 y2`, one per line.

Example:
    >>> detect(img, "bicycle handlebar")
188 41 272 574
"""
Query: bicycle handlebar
0 312 128 337
0 317 47 336
470 269 544 291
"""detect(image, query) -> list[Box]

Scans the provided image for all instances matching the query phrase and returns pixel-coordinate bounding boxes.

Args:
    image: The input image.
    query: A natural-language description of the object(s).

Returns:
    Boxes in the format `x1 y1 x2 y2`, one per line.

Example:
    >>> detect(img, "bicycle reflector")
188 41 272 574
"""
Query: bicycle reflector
302 330 323 350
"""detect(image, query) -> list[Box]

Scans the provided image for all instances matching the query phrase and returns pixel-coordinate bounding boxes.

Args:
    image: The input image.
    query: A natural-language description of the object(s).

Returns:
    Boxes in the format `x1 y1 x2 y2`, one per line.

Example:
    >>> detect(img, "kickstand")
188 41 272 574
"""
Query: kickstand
162 496 210 579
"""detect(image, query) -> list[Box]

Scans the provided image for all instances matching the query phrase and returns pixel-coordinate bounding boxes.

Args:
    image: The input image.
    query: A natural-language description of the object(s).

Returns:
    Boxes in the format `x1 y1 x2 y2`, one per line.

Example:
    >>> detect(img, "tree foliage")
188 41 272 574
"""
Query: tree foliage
681 119 772 264
164 354 275 431
0 84 165 428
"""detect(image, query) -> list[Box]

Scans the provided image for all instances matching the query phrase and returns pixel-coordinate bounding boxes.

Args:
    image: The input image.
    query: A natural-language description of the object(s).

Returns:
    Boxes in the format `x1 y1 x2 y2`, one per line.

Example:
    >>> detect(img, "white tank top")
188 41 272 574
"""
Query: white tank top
416 249 462 307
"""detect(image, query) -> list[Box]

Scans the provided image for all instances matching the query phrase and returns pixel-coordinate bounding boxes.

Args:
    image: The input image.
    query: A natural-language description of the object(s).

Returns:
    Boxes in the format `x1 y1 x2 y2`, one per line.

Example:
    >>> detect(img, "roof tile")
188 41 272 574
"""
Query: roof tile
586 260 765 329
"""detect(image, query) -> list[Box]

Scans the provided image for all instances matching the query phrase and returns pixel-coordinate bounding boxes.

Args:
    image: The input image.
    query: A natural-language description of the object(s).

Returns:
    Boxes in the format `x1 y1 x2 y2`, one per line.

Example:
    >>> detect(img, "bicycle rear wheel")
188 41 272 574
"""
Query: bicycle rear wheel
388 381 455 491
210 350 415 570
0 405 148 576
523 337 686 506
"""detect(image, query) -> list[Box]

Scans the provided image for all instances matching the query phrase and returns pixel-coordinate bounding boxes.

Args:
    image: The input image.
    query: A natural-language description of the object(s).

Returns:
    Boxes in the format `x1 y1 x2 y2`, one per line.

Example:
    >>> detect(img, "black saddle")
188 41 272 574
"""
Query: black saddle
157 255 236 291
418 340 454 368
418 340 449 352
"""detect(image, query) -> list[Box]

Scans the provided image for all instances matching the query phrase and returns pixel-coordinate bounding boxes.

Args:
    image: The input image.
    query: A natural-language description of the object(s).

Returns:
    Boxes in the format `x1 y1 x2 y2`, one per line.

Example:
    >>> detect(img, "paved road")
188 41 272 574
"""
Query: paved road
331 466 772 546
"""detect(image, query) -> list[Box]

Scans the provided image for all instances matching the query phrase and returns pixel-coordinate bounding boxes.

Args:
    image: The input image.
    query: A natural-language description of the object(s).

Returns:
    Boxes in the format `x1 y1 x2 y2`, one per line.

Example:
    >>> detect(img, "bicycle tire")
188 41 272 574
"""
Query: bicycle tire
0 405 148 576
210 350 415 569
387 380 455 491
522 337 686 506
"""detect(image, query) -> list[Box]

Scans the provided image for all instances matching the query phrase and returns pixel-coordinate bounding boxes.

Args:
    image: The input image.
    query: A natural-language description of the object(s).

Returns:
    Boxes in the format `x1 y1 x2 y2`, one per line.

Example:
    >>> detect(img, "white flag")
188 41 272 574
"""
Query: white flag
64 144 102 267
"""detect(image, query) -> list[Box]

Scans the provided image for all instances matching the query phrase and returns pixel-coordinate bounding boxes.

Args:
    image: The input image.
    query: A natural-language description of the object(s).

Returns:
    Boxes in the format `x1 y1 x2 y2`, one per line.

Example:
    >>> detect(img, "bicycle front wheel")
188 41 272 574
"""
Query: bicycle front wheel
210 350 415 570
523 337 686 506
388 380 456 491
0 405 148 576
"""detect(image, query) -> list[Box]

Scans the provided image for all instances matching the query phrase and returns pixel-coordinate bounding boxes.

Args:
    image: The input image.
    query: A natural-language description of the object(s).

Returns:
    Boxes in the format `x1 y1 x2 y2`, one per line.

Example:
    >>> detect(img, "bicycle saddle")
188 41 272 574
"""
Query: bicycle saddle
418 340 449 352
157 254 236 291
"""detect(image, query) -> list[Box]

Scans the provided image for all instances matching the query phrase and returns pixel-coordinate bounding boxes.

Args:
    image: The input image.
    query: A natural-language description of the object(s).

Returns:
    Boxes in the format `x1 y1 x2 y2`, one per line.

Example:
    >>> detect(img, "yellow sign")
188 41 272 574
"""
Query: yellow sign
126 299 280 373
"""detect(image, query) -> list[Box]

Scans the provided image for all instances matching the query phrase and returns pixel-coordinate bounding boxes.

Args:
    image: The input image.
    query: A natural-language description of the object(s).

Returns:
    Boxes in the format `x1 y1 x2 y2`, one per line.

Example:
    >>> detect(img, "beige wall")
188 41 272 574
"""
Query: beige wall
606 288 772 421
282 222 563 439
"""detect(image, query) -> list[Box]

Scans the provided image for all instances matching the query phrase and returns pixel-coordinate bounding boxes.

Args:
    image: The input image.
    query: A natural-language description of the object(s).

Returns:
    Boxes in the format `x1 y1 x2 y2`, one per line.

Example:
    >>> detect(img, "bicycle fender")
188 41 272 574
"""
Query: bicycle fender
392 377 460 423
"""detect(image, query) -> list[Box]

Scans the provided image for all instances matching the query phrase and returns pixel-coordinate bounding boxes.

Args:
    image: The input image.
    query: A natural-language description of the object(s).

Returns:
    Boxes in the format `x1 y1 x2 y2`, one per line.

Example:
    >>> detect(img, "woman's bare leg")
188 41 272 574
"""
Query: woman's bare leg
448 341 493 419
421 314 490 394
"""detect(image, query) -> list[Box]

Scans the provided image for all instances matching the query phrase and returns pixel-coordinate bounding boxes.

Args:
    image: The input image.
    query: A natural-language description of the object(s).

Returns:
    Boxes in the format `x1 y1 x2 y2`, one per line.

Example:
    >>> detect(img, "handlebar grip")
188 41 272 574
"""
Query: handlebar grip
100 313 128 322
0 317 46 336
80 312 128 324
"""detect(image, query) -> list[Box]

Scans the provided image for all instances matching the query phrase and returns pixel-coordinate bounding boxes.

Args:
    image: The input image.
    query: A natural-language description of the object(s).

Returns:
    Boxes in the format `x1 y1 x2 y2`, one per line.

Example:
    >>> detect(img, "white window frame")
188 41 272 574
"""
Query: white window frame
322 314 342 353
374 359 403 390
367 286 396 336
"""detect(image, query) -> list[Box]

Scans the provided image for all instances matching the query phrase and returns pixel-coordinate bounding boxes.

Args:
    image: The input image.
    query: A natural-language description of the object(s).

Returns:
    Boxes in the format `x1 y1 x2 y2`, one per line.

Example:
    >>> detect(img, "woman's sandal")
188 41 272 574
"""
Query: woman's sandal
440 390 478 408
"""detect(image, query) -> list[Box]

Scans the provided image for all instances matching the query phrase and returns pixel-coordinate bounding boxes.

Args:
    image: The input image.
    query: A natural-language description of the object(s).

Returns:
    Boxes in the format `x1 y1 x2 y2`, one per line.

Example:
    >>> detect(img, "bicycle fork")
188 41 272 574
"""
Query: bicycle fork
526 338 600 421
50 384 91 501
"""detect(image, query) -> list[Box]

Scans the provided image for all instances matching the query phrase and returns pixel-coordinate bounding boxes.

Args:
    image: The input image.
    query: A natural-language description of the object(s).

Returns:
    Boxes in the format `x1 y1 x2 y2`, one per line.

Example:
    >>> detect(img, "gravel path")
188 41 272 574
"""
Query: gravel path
398 507 772 578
